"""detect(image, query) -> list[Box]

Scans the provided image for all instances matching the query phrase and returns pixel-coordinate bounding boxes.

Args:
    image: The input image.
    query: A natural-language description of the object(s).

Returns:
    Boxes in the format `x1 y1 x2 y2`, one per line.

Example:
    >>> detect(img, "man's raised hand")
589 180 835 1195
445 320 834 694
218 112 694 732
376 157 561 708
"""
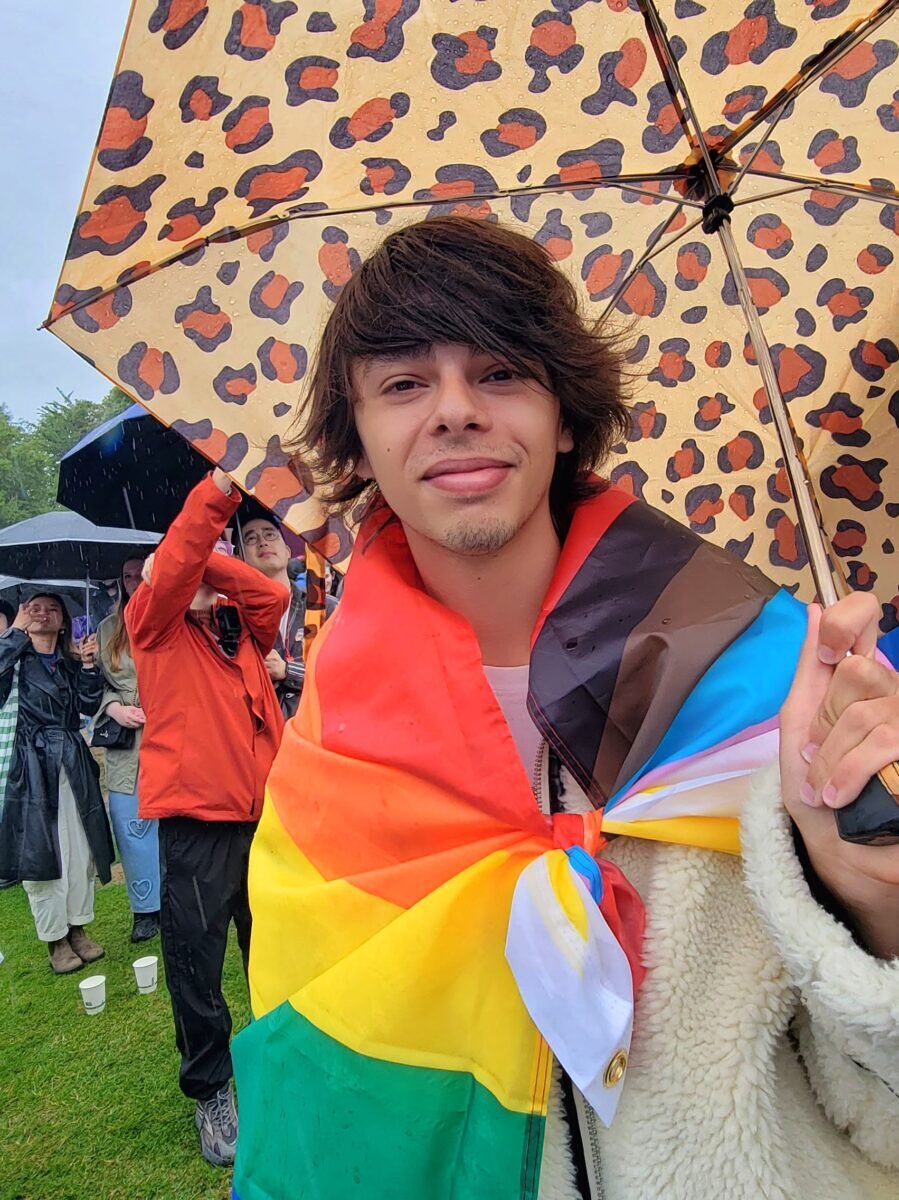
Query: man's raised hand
779 593 899 958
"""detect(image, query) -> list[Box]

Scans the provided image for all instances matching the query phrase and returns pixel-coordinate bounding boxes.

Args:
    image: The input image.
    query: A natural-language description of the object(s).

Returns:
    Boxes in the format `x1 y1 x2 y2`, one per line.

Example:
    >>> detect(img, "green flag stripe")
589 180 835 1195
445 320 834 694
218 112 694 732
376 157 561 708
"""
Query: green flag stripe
233 1001 546 1200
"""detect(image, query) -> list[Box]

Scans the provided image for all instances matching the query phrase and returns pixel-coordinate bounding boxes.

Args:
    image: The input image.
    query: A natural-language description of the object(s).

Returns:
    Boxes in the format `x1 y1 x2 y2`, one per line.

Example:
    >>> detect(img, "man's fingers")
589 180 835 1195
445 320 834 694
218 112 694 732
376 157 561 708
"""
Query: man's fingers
806 694 899 795
806 654 897 750
812 720 899 810
816 590 880 664
780 604 832 745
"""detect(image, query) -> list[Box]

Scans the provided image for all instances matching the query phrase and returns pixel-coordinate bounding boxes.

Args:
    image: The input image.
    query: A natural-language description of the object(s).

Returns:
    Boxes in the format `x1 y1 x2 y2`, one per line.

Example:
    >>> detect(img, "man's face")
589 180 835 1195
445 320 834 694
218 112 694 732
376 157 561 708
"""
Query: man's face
122 559 144 598
353 343 573 555
242 519 290 575
26 596 64 634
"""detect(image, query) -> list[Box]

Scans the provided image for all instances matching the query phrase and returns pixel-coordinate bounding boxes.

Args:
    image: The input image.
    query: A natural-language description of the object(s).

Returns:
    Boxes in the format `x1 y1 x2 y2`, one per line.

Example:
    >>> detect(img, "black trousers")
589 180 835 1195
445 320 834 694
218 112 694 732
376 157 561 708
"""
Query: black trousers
158 816 256 1101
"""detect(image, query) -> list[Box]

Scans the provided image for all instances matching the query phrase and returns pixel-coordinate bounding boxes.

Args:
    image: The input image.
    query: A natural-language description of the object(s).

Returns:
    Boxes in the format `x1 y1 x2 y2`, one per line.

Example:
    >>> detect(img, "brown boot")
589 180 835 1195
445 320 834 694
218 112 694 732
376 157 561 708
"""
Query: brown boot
48 937 84 974
68 925 104 964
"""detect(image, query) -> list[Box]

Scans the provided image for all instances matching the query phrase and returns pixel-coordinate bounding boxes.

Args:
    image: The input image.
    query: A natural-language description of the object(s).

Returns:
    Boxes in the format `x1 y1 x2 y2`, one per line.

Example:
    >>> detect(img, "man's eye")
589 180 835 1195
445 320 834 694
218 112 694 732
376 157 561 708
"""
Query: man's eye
387 378 419 393
485 367 516 382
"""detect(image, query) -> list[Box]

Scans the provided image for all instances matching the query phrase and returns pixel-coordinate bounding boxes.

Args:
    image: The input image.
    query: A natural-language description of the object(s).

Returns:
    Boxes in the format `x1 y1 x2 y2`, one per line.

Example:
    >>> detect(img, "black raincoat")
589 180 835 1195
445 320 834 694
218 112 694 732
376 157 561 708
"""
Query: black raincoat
0 628 114 883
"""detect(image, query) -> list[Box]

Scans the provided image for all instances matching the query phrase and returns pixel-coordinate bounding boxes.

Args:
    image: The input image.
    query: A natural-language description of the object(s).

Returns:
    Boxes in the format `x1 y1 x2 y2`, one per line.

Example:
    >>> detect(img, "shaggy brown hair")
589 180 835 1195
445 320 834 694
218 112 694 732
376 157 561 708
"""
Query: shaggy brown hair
104 556 149 673
295 216 630 532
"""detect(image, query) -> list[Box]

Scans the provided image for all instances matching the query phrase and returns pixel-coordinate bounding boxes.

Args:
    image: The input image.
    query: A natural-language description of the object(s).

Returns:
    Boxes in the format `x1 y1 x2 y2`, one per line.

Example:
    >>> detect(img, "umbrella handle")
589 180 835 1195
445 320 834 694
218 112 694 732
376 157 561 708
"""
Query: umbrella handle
835 767 899 847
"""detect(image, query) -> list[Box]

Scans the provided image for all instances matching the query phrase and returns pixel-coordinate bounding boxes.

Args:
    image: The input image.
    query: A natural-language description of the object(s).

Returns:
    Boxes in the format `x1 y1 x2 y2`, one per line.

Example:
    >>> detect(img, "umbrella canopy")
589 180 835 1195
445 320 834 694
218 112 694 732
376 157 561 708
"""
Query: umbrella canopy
58 401 308 550
0 576 98 619
0 511 159 580
46 0 898 622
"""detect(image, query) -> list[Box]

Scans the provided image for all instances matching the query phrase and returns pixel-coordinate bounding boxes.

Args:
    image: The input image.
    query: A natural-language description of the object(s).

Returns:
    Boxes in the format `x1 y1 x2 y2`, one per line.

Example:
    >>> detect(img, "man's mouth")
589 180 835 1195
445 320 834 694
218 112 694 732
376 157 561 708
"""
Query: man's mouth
422 457 513 494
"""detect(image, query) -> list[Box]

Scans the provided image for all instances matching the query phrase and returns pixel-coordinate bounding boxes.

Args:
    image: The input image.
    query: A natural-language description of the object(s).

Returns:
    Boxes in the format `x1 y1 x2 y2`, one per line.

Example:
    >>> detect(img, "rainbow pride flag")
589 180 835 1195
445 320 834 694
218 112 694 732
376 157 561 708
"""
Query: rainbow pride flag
232 485 806 1200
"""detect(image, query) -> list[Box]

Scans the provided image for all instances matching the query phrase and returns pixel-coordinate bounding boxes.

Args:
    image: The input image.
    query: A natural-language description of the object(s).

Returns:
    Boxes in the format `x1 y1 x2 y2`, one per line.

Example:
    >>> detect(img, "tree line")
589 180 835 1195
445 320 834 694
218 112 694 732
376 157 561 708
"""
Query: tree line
0 387 131 530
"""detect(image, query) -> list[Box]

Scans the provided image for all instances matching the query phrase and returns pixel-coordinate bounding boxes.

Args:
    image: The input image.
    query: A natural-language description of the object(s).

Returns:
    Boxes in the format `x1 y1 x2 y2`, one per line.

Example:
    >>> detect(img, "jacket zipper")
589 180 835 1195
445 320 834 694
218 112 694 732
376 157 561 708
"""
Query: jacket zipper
532 739 548 813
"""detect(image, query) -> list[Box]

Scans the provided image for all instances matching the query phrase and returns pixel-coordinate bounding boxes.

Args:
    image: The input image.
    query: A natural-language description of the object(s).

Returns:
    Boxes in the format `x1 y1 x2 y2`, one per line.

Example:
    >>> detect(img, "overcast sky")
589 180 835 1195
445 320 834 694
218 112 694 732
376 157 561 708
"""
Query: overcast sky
0 0 132 424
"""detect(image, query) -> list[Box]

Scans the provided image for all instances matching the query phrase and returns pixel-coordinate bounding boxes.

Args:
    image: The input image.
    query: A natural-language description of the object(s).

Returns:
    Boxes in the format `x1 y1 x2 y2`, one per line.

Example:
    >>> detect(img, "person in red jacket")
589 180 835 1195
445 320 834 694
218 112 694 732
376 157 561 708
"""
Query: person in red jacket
126 468 287 1168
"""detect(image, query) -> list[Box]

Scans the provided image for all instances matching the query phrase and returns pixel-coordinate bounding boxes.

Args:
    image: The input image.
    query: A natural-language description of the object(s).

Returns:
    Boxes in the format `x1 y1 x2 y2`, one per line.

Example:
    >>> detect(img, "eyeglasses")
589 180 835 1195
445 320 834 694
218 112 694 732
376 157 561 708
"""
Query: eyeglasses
243 529 282 548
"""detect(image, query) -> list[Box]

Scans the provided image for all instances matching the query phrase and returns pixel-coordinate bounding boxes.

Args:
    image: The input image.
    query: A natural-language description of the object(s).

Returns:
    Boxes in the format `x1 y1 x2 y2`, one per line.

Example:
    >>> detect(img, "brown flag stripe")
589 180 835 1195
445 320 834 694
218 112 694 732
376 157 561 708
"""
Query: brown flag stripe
528 502 776 807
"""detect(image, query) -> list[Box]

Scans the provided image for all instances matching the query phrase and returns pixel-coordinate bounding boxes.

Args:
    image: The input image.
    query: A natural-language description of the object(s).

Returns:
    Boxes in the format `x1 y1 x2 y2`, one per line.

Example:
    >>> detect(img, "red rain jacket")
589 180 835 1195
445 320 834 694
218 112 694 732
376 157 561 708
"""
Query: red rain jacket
127 476 287 822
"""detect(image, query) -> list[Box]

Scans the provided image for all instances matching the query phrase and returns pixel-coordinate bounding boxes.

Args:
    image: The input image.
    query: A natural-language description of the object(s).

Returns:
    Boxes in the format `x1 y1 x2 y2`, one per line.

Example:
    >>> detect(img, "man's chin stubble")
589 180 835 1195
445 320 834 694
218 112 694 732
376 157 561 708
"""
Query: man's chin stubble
439 518 518 555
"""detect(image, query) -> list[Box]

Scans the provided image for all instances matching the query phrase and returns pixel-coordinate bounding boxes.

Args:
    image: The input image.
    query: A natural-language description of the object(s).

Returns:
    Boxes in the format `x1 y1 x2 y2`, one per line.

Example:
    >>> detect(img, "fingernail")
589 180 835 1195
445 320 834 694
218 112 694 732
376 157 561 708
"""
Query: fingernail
822 784 839 807
800 743 820 764
799 782 819 807
817 646 841 665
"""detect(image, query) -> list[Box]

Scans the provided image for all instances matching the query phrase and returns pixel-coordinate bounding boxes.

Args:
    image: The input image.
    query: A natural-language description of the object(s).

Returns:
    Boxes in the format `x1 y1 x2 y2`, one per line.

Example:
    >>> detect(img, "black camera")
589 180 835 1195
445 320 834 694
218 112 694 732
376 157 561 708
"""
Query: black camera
215 605 242 658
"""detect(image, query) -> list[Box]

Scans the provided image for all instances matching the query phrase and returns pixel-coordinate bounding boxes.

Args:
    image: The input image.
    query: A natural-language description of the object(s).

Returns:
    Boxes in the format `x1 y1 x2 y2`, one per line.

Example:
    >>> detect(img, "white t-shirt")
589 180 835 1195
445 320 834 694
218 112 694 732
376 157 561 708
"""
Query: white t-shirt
483 664 542 786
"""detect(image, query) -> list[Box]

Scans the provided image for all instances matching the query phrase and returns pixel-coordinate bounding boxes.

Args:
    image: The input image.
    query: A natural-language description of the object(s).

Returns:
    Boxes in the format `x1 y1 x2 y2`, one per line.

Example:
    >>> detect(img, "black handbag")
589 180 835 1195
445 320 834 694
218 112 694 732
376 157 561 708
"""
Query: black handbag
92 716 136 750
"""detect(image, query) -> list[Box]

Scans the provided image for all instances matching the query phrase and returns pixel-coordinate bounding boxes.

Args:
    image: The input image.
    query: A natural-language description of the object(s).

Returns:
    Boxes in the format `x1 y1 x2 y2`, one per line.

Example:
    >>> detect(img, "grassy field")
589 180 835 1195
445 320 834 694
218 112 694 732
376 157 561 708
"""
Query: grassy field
0 879 250 1200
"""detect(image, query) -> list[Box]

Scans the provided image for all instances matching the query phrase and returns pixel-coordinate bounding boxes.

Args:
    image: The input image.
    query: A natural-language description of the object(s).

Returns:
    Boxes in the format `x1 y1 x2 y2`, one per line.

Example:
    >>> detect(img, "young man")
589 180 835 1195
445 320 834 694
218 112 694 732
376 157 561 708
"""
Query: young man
127 469 287 1168
240 516 336 718
233 218 898 1200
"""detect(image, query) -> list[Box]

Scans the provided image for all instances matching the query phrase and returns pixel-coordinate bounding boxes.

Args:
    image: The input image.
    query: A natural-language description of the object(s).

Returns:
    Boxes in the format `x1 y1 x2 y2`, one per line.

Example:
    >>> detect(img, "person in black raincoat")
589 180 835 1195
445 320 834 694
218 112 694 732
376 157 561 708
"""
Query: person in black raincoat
0 592 114 974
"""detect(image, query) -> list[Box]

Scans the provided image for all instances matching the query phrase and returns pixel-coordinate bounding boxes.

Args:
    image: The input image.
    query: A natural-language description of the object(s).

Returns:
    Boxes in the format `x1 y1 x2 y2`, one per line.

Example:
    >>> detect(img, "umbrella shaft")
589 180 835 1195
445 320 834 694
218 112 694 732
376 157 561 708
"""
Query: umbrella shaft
715 220 838 607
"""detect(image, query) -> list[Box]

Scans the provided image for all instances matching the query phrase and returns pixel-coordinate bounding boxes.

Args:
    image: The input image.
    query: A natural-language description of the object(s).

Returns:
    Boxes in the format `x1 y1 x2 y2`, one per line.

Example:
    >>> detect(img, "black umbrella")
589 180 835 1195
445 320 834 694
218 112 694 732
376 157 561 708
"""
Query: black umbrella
57 405 301 546
0 511 159 580
0 574 101 619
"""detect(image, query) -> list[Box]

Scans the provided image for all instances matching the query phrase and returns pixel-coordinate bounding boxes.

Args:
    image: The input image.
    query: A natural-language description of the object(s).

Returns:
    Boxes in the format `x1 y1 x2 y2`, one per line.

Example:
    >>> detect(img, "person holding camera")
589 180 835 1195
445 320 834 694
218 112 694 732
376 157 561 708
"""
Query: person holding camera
0 592 113 973
126 469 287 1168
96 556 159 942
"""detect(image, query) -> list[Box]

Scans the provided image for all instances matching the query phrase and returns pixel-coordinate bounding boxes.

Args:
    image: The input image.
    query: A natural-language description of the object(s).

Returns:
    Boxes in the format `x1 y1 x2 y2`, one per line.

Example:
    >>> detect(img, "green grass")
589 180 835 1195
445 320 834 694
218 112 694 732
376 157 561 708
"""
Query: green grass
0 880 250 1200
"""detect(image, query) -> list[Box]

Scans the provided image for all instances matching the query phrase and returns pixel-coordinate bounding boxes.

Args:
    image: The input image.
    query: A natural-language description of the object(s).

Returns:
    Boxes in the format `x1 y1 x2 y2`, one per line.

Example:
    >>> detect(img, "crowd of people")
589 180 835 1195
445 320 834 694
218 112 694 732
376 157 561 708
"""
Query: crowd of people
0 479 338 1165
0 215 896 1200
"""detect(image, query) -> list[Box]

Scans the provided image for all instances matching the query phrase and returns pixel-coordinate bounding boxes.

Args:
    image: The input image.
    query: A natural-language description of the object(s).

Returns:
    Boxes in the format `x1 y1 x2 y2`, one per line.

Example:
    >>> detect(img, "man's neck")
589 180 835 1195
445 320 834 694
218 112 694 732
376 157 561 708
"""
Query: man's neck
269 567 291 593
406 506 561 667
30 632 59 655
190 585 219 612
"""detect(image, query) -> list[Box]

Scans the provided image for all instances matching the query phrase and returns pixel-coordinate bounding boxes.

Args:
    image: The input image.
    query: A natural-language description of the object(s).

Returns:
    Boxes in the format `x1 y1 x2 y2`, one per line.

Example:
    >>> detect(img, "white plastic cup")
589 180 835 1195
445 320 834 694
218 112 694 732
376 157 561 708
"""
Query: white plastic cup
79 974 106 1015
132 955 158 994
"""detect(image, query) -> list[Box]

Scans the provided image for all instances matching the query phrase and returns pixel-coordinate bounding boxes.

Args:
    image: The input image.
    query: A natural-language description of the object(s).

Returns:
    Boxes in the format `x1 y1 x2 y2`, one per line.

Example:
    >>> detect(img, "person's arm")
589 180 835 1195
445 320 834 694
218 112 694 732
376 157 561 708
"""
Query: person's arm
202 555 289 655
126 472 240 650
95 620 140 725
76 660 104 717
280 656 306 696
0 626 30 706
73 632 104 717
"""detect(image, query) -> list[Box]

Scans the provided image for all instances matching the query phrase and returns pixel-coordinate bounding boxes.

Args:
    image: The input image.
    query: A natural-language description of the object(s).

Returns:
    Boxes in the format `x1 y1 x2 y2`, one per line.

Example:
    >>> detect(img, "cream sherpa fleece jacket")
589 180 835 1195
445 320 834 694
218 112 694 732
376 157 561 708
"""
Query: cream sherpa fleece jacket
537 764 899 1200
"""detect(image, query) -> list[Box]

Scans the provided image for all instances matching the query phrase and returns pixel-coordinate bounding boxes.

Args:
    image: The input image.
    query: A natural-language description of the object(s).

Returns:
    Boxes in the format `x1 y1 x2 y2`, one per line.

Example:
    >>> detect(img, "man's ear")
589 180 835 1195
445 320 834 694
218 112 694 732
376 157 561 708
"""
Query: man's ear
557 424 574 454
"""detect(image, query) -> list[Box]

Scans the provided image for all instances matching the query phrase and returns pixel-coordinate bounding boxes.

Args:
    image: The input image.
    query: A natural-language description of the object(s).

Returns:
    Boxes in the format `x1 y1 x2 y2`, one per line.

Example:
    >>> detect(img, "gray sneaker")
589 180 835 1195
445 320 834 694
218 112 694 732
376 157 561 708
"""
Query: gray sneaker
195 1084 238 1167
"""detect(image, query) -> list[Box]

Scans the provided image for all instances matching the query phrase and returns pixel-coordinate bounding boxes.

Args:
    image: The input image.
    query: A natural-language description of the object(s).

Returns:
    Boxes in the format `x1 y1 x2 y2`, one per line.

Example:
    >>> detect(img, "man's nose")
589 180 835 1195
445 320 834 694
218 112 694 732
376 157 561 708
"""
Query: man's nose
428 373 490 434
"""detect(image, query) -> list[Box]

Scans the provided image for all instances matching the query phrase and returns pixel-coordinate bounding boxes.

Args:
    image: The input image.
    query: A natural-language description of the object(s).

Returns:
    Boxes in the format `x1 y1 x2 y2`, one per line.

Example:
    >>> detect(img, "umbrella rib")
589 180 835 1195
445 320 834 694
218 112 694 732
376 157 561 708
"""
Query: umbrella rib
719 167 899 208
725 102 791 198
714 222 837 607
45 174 700 329
639 0 720 191
729 183 812 209
598 210 705 327
719 1 899 158
602 182 704 209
